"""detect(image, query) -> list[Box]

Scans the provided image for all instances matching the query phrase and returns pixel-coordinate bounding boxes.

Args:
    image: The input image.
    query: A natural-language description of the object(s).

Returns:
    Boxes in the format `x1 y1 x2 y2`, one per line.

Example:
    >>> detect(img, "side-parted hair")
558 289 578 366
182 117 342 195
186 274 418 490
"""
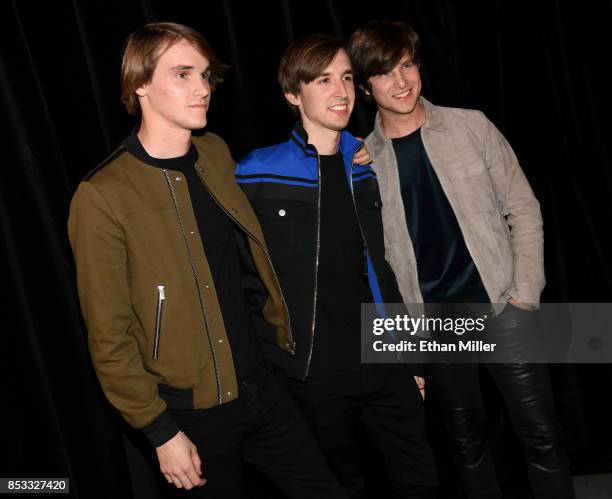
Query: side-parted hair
347 20 421 97
121 22 228 116
278 34 347 112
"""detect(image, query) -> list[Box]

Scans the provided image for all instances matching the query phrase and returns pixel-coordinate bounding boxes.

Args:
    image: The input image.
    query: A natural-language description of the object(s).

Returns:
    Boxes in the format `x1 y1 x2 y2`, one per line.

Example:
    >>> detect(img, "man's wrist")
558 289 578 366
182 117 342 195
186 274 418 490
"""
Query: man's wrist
141 410 181 447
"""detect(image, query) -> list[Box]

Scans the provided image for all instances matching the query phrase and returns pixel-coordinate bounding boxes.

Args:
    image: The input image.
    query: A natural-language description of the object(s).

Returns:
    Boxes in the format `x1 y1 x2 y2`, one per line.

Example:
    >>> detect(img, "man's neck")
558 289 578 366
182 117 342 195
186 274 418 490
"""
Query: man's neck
302 121 341 156
379 101 426 140
137 119 193 159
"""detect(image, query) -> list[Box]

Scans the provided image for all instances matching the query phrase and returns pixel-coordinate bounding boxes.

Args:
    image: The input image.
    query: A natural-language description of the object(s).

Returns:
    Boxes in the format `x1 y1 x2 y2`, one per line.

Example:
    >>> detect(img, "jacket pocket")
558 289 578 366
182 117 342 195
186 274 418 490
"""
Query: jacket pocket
252 199 311 266
452 161 497 213
153 285 166 361
252 198 310 218
453 154 487 178
357 190 384 211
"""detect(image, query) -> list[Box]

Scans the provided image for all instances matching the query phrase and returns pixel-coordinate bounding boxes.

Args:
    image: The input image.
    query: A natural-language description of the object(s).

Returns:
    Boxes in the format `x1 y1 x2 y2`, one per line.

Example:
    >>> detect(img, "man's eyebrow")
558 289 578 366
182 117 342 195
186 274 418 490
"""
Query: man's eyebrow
169 64 211 72
316 68 353 77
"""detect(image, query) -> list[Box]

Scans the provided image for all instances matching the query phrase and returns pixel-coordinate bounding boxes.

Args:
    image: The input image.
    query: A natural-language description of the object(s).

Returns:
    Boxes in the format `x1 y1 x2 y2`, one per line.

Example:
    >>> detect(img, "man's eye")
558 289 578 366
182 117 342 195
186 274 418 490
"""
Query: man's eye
402 62 415 69
318 77 329 84
176 72 188 79
202 72 211 81
343 75 353 81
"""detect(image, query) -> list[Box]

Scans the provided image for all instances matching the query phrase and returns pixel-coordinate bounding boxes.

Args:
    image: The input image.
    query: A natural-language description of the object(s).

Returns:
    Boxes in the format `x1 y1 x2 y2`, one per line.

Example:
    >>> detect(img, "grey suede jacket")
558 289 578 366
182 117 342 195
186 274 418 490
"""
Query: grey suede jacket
365 97 545 310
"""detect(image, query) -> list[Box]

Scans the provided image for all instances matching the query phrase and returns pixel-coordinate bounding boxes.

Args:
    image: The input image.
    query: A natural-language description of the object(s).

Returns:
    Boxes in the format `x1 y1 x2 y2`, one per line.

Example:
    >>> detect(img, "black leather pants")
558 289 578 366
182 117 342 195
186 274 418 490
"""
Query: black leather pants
425 305 574 499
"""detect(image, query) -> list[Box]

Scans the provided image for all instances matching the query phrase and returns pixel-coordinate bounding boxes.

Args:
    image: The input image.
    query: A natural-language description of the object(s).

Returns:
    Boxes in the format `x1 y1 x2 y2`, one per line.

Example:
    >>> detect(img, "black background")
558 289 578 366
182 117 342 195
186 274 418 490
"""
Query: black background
2 1 611 497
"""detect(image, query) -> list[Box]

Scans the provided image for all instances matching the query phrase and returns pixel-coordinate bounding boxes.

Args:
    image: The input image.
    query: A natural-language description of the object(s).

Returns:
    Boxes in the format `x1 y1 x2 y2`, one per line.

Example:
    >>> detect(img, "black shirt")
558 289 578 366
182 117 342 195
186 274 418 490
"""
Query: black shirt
309 153 372 375
392 129 489 303
124 133 261 380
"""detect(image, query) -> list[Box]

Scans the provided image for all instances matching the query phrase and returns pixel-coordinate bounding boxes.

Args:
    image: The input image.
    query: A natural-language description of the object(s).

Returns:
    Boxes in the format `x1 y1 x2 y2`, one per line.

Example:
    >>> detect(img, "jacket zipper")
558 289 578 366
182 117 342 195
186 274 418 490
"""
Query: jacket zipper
348 149 369 260
347 150 378 358
193 164 295 354
303 154 322 379
162 170 222 404
153 285 166 360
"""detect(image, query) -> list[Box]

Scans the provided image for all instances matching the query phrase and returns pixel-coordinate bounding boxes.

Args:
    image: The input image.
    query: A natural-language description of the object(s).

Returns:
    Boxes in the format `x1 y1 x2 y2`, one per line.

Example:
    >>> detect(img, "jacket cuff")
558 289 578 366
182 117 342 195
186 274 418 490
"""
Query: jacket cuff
141 409 180 447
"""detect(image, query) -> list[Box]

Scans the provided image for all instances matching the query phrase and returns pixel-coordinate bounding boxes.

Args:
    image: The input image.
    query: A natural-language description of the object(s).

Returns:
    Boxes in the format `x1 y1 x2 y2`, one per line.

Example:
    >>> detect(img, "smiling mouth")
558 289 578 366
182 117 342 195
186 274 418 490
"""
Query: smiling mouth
393 89 412 98
329 104 349 112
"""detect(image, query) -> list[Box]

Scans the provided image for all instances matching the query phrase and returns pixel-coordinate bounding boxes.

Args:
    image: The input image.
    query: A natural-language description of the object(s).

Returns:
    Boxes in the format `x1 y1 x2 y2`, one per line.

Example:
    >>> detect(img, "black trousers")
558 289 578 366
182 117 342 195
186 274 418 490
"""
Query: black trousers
426 305 574 499
277 365 438 499
163 365 348 498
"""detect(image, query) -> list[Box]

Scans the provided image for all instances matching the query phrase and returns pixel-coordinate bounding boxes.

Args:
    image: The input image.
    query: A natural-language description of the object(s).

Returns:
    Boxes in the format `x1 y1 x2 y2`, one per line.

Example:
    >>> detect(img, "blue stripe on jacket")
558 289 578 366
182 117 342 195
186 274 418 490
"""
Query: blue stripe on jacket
236 128 388 319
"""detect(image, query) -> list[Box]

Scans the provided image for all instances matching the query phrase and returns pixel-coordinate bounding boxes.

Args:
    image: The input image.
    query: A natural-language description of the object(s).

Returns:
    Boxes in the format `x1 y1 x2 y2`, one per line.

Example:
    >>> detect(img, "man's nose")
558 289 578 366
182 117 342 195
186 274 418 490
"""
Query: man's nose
392 71 407 89
334 79 349 99
194 78 210 98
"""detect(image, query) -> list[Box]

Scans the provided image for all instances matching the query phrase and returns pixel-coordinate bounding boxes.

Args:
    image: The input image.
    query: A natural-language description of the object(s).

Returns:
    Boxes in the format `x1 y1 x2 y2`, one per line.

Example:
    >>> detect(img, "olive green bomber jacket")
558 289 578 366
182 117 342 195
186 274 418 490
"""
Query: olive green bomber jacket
68 132 293 445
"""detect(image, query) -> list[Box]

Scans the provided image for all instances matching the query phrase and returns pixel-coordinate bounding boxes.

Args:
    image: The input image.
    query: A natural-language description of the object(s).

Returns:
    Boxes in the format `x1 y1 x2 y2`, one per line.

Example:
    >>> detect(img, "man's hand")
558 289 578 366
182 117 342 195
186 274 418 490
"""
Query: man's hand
508 297 533 311
354 140 373 165
414 376 426 400
156 431 206 490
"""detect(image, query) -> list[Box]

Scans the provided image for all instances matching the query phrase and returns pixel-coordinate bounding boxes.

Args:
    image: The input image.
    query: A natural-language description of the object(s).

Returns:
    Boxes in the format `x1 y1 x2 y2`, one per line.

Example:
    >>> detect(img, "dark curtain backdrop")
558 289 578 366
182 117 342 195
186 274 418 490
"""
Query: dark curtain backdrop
2 0 611 497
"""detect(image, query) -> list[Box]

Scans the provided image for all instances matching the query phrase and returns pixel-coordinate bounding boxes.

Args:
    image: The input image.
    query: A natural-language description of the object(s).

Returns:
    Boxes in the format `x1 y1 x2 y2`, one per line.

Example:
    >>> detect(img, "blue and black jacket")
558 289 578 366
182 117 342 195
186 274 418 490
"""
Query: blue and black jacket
236 122 404 380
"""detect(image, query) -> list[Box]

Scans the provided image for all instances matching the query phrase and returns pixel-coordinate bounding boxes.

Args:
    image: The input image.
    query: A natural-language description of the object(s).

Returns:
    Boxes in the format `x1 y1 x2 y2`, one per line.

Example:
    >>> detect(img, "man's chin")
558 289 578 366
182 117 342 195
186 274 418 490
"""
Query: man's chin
386 97 420 115
385 103 417 115
326 120 350 132
187 118 208 131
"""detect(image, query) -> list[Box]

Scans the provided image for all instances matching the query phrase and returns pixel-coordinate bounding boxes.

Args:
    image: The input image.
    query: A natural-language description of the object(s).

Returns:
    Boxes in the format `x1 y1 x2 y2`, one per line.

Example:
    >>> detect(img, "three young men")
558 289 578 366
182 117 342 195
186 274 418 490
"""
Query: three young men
348 20 574 499
69 17 573 499
236 35 437 498
68 22 346 498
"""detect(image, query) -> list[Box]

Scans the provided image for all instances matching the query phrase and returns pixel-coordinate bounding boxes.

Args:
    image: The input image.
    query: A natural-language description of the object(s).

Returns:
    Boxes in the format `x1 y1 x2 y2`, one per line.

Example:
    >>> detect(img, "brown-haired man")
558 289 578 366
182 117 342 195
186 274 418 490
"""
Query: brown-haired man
68 22 347 498
236 34 437 499
348 20 574 499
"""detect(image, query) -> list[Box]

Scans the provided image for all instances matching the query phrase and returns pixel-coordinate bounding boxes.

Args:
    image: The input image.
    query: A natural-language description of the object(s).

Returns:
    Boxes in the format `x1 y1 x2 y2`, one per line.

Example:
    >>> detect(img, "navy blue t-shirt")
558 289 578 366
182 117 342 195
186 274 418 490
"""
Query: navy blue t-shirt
392 128 489 303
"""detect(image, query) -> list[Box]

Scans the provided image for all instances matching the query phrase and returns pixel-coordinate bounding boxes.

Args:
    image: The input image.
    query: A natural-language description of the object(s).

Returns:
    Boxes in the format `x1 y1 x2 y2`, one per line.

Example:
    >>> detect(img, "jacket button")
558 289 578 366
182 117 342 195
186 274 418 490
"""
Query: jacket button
227 391 232 396
205 284 210 289
190 230 195 235
374 201 380 208
218 338 224 343
176 176 182 181
278 209 286 216
231 208 237 214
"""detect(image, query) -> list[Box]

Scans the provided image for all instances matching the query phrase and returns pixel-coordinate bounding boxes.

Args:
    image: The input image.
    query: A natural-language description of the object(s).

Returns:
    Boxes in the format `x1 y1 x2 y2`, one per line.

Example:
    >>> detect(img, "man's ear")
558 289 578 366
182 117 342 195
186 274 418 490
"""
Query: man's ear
284 92 301 107
135 83 148 98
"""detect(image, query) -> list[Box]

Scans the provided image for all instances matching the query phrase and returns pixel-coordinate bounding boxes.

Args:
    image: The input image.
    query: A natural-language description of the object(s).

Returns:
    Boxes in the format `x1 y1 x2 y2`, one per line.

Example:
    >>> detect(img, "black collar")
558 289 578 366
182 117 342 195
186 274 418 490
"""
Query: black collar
122 126 197 169
289 120 318 157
